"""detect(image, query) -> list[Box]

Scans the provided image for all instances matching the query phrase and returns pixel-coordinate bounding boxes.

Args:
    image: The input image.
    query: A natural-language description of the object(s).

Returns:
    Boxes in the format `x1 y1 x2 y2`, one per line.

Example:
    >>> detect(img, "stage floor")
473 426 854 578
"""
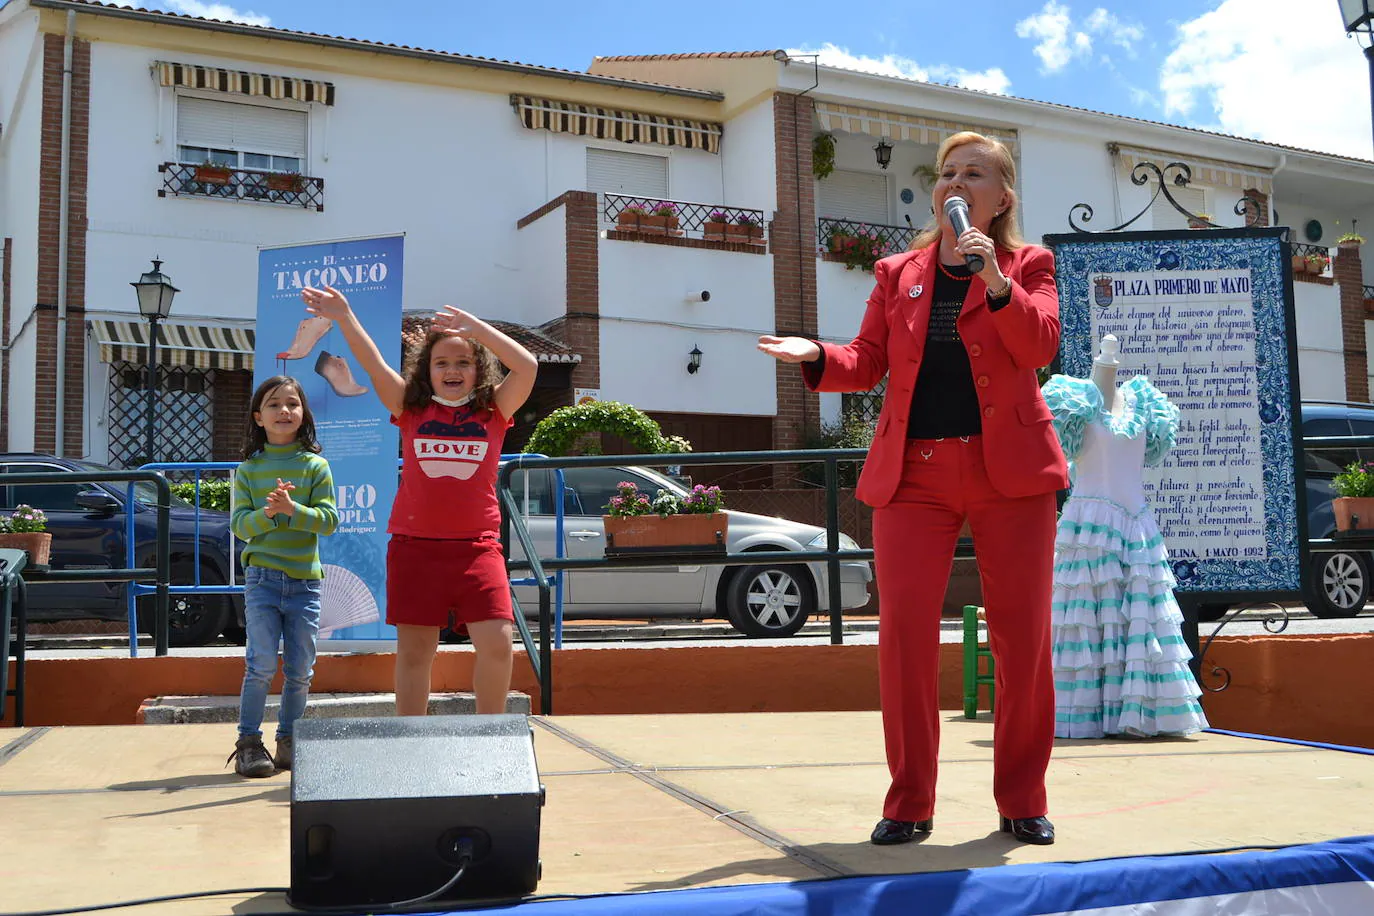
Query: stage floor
1 712 1370 914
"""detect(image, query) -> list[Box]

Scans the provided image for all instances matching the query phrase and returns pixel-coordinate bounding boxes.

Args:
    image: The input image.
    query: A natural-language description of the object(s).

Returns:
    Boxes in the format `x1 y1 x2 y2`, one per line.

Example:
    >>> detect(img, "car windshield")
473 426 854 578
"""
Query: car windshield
66 459 193 508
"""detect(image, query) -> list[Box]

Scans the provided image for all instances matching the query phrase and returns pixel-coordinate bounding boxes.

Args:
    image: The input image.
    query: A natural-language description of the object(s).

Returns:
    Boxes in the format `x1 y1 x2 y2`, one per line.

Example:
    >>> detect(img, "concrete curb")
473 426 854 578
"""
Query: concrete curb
137 691 532 724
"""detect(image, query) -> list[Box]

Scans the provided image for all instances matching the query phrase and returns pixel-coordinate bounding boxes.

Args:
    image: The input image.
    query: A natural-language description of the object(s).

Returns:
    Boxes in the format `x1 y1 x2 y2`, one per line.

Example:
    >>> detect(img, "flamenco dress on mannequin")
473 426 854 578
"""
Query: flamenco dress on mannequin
1041 374 1208 739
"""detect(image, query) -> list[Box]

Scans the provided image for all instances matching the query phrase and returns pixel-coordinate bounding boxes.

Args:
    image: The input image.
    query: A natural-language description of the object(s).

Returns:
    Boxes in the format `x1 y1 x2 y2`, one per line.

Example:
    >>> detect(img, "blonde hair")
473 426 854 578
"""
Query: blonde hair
909 131 1024 252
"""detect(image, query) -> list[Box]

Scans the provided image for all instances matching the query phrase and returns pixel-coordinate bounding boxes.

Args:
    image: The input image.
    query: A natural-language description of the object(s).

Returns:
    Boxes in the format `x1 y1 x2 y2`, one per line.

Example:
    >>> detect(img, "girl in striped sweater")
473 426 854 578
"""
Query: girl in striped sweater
228 375 339 778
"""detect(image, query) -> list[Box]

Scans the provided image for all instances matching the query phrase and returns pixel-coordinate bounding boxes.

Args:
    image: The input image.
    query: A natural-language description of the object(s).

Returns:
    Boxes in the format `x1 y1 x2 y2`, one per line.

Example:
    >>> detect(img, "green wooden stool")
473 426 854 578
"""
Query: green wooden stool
962 604 995 719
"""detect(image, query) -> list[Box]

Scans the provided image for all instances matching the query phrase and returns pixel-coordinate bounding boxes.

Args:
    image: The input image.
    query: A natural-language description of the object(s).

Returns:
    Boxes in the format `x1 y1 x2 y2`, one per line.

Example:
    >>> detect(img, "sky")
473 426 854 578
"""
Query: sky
113 0 1374 161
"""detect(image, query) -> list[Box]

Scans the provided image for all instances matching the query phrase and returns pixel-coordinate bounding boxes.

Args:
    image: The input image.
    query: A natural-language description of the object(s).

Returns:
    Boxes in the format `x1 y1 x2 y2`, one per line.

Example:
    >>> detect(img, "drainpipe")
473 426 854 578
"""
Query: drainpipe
55 9 74 455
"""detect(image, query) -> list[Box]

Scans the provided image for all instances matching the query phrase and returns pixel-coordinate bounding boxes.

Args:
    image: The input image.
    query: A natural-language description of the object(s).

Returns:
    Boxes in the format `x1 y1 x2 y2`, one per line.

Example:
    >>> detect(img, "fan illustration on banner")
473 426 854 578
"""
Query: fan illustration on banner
318 564 381 636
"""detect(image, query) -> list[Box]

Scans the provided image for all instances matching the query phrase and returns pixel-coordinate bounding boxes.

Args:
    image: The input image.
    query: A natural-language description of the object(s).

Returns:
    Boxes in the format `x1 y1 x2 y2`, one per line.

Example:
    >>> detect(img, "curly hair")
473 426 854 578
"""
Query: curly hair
242 376 321 459
402 330 504 413
909 131 1024 253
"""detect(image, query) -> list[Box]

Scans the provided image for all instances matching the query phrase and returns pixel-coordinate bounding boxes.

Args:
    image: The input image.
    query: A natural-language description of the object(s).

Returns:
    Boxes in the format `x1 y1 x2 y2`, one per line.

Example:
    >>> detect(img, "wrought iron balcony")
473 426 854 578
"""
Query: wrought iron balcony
157 162 325 211
602 194 766 244
818 218 916 256
1290 242 1332 278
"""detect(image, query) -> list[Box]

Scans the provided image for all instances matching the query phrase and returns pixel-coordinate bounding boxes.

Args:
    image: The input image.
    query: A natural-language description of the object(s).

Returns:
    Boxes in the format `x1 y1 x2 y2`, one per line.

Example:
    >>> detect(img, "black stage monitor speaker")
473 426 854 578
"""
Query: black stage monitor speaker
289 714 543 908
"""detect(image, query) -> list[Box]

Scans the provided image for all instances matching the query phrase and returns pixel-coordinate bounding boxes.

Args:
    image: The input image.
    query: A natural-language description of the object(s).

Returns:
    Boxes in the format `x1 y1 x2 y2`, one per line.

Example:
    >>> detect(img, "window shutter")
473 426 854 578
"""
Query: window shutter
818 169 890 224
1150 184 1206 230
585 148 669 198
177 97 307 157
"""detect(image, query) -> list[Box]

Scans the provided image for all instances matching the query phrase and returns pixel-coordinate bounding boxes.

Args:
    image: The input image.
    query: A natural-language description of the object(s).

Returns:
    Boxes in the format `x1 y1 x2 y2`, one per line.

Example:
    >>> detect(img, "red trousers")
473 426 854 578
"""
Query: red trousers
873 435 1057 822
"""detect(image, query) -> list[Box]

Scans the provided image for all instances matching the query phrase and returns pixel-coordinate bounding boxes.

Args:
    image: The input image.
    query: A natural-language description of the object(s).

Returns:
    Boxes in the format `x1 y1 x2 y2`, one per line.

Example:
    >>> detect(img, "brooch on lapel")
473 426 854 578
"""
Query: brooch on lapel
908 285 923 298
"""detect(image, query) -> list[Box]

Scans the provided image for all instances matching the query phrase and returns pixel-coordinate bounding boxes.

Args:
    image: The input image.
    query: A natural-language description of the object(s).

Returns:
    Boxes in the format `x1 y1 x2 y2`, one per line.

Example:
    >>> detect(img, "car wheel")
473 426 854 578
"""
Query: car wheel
1195 603 1230 623
139 561 233 647
724 563 815 638
1307 551 1369 619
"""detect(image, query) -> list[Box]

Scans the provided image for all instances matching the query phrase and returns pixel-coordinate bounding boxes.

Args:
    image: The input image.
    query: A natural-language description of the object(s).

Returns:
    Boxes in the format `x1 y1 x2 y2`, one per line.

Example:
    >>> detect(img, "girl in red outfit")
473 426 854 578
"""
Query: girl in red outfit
301 288 537 716
759 131 1068 846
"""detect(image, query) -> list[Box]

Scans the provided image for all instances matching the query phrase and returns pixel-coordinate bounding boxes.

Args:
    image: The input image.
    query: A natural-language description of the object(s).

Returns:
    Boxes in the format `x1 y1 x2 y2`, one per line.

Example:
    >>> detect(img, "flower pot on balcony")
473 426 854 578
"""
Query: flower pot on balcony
726 224 764 245
603 512 728 556
1332 497 1374 532
704 219 730 242
1291 255 1310 275
266 172 304 192
617 211 676 236
0 532 51 570
193 163 233 185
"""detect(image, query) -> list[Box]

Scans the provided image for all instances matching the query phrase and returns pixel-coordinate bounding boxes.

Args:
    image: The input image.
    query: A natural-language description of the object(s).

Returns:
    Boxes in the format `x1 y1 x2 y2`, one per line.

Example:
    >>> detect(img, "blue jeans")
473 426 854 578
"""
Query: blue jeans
238 566 322 740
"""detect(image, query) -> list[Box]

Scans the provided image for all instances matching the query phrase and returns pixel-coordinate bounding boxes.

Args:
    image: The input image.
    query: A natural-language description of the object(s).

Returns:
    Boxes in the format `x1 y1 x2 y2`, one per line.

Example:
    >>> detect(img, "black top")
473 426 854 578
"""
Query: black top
907 262 983 438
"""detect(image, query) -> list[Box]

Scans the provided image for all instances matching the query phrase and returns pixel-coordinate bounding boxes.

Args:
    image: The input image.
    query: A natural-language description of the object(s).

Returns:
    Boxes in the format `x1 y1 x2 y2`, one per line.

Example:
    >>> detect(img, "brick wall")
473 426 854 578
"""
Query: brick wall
211 369 252 460
1335 241 1369 403
1243 187 1269 228
771 93 820 484
35 33 91 456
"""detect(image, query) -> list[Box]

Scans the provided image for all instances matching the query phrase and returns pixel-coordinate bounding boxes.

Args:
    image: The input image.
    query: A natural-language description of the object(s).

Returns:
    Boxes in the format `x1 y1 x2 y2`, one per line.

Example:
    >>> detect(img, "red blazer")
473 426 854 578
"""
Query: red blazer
805 244 1069 508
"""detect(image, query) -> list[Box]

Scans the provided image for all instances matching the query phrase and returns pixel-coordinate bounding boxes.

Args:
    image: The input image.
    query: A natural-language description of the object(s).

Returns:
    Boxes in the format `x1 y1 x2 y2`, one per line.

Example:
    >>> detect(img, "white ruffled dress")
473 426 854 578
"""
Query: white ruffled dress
1041 374 1208 739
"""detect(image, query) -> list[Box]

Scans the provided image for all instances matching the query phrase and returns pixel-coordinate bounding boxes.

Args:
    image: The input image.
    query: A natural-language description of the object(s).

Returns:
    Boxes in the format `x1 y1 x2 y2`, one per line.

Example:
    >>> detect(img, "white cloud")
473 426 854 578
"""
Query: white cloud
791 43 1010 95
1160 0 1369 159
157 1 270 26
1015 2 1092 73
1084 7 1145 56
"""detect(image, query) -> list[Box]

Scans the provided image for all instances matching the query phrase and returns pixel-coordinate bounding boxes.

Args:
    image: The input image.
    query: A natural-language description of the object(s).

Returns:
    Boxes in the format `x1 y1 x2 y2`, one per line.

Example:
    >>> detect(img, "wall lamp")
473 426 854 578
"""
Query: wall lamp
874 136 893 169
687 345 703 374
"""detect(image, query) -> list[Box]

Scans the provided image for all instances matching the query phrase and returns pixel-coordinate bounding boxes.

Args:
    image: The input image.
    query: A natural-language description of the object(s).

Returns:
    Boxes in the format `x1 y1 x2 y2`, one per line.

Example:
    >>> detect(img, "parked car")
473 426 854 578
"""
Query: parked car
504 464 873 637
0 453 242 646
1193 400 1374 622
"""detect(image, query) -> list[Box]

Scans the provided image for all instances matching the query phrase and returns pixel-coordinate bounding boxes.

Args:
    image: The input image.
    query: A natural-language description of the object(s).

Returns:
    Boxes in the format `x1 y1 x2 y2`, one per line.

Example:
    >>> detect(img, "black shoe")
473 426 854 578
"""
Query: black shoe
227 736 276 778
870 817 934 845
1000 815 1055 845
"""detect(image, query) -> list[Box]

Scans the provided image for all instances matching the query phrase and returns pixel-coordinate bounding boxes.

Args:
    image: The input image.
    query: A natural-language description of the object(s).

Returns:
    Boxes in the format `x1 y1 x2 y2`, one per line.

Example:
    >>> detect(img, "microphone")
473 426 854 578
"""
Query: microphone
942 196 984 273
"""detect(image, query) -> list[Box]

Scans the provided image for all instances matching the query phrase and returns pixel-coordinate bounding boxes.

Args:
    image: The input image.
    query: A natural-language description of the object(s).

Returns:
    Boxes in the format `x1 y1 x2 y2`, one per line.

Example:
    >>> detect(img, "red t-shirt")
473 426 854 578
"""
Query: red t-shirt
390 400 512 539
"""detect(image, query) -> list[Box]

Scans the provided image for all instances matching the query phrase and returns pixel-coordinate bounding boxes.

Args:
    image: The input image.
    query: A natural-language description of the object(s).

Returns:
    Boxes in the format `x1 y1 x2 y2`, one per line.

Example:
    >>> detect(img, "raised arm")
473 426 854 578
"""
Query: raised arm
301 285 406 416
432 306 538 420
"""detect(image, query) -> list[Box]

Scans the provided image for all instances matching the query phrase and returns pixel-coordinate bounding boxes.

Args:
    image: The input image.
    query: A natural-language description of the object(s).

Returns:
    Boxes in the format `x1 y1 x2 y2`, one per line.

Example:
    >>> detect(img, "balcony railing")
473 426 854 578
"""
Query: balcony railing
602 194 766 244
157 162 325 211
818 218 916 255
1290 241 1332 278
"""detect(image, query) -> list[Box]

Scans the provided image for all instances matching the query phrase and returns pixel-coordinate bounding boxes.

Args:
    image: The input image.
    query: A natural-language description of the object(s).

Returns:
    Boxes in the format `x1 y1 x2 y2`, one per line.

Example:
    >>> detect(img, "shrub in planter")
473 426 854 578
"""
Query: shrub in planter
603 480 727 554
1332 460 1374 531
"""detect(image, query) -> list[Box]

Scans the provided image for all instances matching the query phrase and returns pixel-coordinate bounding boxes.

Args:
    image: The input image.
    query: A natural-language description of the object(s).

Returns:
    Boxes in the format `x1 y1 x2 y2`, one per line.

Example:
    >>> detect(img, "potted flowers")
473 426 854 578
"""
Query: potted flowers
1307 252 1331 276
616 201 679 236
603 481 727 555
829 227 890 272
705 210 730 242
1332 461 1374 531
193 161 233 185
727 213 764 245
0 504 51 569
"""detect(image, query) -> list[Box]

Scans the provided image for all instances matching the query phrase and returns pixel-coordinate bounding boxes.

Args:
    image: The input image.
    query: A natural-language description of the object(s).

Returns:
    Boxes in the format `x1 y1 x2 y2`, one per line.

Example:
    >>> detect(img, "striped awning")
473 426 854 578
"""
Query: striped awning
1114 145 1273 196
813 102 1018 150
155 60 335 106
91 320 255 371
511 95 722 154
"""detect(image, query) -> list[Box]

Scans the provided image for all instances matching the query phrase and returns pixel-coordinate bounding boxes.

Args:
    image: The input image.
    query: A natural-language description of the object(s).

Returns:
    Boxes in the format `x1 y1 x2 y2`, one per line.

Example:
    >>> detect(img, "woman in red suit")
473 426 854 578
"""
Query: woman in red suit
759 131 1067 846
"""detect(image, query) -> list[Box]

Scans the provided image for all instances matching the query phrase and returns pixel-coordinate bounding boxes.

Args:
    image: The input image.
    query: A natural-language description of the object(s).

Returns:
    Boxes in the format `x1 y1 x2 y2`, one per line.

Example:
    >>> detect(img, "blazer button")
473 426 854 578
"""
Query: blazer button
969 344 983 357
983 406 995 418
976 375 990 388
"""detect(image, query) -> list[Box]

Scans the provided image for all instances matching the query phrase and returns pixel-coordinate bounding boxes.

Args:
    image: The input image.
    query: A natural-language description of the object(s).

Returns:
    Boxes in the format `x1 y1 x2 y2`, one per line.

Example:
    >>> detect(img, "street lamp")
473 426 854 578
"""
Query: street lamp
130 259 178 464
874 136 893 170
1338 0 1374 153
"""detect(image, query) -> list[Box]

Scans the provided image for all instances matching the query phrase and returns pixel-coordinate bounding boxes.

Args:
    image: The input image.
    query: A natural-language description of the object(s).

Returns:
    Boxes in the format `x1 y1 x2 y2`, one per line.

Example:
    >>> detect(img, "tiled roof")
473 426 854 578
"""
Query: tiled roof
30 0 722 100
812 61 1374 167
400 316 580 364
593 50 785 62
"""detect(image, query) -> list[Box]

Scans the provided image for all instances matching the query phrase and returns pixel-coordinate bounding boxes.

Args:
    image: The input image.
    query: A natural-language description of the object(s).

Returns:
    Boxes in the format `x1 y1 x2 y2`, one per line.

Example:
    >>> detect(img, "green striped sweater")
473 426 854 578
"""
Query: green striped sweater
231 442 338 579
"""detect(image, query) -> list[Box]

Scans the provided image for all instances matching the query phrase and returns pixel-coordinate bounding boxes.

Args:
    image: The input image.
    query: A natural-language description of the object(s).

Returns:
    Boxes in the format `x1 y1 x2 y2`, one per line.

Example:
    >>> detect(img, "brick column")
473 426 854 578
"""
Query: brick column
771 92 820 485
1335 240 1368 403
1243 187 1269 228
36 33 91 456
563 190 601 396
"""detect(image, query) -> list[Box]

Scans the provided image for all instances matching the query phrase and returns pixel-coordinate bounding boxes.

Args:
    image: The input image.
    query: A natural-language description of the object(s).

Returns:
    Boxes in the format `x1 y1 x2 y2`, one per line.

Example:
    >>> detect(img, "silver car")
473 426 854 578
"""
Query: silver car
505 464 873 637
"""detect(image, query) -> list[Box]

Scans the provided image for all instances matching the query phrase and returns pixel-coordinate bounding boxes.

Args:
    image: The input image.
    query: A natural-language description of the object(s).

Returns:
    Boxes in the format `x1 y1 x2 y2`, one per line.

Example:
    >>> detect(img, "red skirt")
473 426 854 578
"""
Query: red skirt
385 534 514 630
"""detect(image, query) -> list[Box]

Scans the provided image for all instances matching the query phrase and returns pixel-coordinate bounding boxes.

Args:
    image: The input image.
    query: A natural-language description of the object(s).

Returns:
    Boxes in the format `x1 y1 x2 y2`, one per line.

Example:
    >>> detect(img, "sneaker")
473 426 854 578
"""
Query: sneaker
274 735 293 771
227 735 276 778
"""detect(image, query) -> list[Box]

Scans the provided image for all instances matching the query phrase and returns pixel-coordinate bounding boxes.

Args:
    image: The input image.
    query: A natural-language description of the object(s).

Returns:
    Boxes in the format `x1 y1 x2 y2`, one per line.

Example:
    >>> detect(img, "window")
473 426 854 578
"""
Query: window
176 96 306 174
507 469 554 516
563 467 653 518
818 169 890 225
1150 183 1206 231
1303 416 1352 476
1 465 91 513
587 148 668 217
